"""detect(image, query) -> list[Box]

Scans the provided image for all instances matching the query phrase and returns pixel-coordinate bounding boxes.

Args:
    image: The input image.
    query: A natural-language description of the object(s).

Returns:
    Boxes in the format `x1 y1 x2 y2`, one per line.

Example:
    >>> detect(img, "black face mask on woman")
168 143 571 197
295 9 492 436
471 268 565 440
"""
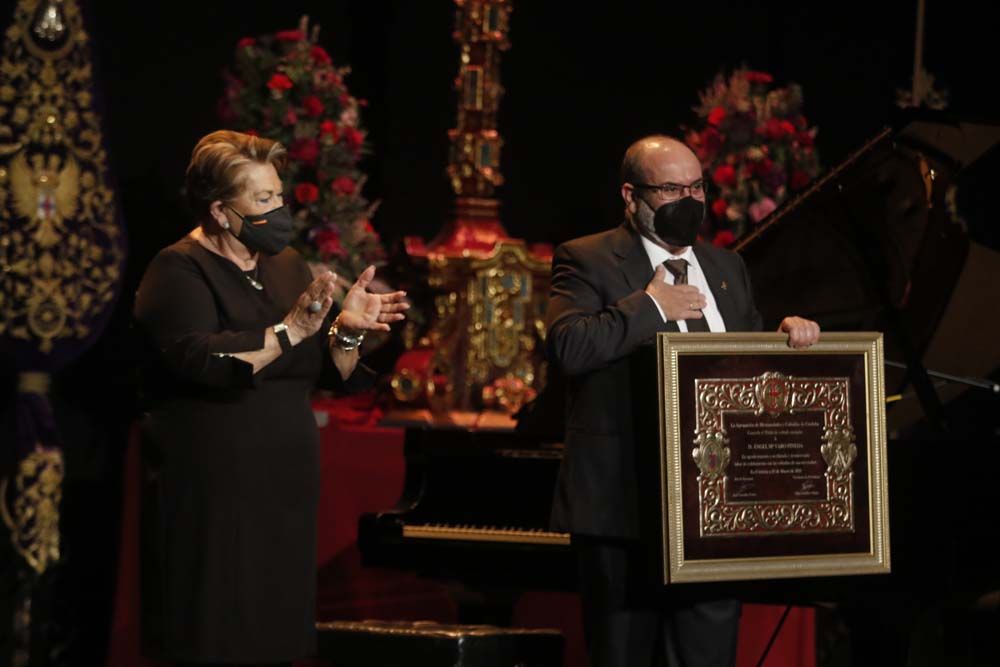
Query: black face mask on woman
636 195 705 248
224 204 295 256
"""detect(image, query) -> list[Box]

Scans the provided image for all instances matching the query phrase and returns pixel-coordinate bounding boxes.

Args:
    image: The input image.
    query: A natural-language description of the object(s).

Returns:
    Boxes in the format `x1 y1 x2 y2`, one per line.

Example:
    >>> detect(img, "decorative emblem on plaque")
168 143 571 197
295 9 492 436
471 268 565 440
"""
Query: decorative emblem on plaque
756 371 791 415
692 430 730 480
821 426 857 477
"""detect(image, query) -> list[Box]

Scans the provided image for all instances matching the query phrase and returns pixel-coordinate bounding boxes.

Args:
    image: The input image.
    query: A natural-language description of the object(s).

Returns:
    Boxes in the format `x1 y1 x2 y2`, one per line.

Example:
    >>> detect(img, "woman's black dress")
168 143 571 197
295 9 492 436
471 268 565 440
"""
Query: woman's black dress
133 236 369 663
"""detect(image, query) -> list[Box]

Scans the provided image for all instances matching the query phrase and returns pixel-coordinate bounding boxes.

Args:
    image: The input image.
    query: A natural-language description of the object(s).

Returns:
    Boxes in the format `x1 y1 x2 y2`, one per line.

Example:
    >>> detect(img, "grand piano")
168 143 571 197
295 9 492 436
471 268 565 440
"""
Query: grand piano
358 112 1000 662
357 404 576 625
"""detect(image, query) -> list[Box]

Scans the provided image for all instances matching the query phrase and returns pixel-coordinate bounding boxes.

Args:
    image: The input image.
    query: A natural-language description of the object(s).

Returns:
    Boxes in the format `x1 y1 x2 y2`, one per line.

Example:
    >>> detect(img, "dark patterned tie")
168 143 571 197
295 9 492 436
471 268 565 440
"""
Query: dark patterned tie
663 259 710 332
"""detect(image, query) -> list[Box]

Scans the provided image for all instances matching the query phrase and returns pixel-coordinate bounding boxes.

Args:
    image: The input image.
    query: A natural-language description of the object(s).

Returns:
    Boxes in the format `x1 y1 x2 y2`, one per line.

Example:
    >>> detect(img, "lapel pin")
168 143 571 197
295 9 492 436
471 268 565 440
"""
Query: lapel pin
720 281 728 291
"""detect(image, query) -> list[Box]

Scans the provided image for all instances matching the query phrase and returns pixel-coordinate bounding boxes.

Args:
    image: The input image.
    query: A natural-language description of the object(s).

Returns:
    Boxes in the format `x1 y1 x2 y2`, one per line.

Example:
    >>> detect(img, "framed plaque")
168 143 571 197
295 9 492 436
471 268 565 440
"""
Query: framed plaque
656 332 890 584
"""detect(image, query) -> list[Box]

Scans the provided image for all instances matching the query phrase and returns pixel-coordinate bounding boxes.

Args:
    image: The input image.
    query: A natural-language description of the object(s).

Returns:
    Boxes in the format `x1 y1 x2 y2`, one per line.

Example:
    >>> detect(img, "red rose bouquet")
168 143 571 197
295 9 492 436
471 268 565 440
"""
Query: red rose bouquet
683 67 822 247
219 17 386 282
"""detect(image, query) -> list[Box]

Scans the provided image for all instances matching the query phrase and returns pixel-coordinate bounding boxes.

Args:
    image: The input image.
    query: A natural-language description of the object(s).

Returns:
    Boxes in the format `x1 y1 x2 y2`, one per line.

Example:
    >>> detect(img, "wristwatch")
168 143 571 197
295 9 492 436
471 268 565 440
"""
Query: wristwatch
273 322 293 353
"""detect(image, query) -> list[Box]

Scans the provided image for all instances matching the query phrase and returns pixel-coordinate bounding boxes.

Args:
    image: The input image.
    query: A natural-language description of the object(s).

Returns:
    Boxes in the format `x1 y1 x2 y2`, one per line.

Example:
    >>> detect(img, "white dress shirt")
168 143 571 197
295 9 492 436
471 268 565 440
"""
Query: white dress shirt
639 237 727 332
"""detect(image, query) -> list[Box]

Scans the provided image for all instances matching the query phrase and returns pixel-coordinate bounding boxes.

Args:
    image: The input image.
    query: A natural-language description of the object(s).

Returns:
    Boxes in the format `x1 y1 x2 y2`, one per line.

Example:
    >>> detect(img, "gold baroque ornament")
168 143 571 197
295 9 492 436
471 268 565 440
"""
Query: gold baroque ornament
445 240 548 410
694 372 856 536
0 0 124 353
0 447 64 574
393 237 550 415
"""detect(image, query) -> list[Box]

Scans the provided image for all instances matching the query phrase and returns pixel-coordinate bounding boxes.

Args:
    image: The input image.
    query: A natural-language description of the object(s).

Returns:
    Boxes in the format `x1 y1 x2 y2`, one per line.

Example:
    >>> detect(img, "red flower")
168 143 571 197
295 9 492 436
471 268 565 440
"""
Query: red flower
237 37 255 48
331 176 357 196
763 118 780 139
711 199 729 219
311 46 332 65
790 170 811 190
288 137 320 165
282 108 298 126
797 131 814 148
319 119 339 140
302 95 324 117
712 230 736 248
342 127 364 153
275 30 305 42
764 118 796 141
700 127 723 156
712 164 737 188
745 71 773 84
316 70 342 88
266 73 293 91
315 229 345 258
749 157 774 177
295 183 319 204
707 106 726 127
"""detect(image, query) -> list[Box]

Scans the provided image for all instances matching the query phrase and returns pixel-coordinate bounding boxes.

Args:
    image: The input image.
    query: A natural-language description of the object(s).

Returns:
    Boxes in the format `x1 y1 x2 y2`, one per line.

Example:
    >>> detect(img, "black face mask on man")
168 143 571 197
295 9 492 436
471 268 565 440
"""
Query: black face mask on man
635 195 705 248
224 204 295 256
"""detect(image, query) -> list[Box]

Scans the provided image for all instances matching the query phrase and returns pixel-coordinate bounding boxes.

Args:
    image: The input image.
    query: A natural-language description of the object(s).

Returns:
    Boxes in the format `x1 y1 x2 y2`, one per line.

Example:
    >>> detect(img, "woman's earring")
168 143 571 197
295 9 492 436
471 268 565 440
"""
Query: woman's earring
220 219 230 230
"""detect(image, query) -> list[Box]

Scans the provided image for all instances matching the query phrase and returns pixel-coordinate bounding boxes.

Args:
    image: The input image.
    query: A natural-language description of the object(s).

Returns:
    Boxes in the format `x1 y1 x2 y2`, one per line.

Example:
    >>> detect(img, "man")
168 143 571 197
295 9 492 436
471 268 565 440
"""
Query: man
545 135 820 667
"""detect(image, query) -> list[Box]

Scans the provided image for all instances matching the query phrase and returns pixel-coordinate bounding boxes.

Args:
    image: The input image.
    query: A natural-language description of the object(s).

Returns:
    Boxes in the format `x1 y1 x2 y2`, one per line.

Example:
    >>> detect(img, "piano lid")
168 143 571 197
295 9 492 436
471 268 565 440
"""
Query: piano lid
893 109 1000 170
735 111 1000 431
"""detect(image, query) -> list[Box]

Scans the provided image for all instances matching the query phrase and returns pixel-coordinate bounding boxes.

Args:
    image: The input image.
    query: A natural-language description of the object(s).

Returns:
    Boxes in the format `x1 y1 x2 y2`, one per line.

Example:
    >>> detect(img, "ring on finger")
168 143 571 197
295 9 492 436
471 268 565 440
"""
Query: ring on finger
308 300 323 314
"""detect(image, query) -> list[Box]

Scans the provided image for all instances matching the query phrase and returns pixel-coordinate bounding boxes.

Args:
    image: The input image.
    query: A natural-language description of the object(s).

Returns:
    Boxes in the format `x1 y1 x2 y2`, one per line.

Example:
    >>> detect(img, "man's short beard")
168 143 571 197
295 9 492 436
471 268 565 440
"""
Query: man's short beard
631 196 665 245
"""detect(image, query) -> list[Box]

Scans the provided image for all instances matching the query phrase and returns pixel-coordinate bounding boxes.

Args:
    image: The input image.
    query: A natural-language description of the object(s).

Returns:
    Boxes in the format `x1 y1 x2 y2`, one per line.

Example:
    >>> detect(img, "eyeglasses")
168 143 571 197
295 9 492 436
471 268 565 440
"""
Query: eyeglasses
631 179 708 201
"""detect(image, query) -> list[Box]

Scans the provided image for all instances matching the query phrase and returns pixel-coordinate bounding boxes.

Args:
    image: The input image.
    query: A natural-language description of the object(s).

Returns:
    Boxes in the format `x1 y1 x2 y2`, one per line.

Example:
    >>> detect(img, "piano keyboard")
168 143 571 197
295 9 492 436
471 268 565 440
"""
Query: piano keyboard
402 523 571 546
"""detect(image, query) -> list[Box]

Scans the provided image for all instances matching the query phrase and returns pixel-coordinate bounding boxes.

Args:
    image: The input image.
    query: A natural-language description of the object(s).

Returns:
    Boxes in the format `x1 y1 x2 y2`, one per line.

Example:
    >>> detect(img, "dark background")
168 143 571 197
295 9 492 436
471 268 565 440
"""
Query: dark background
81 0 1000 268
1 0 997 664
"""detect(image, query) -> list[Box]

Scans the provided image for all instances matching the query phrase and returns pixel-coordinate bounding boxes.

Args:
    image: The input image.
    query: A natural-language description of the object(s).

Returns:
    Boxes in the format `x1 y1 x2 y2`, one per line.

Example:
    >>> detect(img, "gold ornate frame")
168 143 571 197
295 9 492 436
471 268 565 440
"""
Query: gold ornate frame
657 332 890 584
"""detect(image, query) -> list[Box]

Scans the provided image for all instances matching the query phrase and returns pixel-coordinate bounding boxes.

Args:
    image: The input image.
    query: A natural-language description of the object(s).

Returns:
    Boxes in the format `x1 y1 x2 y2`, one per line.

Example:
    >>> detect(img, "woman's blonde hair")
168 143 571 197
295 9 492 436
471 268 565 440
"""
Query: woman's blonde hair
184 130 287 221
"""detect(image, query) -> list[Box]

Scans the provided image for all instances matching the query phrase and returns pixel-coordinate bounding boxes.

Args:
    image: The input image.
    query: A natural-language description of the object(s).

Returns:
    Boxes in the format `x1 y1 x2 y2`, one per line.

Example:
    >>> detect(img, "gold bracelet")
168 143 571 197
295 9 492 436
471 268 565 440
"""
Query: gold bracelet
328 314 365 351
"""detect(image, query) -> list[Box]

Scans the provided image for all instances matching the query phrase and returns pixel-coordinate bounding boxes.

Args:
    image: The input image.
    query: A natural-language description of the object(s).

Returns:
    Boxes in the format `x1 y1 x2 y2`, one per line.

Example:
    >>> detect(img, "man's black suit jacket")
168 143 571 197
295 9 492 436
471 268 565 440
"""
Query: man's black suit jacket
545 223 764 539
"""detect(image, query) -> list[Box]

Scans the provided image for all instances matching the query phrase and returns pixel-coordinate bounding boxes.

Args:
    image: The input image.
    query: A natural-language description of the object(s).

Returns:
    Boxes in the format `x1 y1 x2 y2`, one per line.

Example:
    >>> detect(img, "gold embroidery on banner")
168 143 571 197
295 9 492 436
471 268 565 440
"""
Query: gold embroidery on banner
0 447 64 574
1 0 123 353
694 372 856 536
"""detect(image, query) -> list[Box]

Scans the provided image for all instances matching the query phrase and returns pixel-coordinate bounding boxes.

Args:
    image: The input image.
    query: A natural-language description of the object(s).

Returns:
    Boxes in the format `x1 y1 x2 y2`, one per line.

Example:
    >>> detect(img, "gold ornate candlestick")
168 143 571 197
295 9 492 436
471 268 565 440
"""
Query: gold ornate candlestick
389 1 552 424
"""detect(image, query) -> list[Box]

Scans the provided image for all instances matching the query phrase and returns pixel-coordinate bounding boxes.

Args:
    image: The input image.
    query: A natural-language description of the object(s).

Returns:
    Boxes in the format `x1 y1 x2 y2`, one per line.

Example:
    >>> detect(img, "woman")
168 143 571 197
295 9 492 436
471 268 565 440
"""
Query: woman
133 130 407 666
